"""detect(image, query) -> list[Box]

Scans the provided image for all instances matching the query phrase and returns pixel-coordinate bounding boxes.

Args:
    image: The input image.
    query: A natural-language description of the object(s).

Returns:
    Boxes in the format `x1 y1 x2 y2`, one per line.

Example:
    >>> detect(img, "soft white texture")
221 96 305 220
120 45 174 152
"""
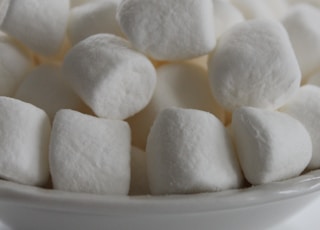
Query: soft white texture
129 146 149 195
282 4 320 78
63 34 157 120
281 85 320 170
69 0 122 45
214 0 244 38
0 33 31 96
127 62 226 150
232 107 312 185
15 64 87 121
0 0 70 56
146 107 244 195
230 0 274 19
117 0 216 61
49 109 131 195
0 97 51 186
208 19 301 111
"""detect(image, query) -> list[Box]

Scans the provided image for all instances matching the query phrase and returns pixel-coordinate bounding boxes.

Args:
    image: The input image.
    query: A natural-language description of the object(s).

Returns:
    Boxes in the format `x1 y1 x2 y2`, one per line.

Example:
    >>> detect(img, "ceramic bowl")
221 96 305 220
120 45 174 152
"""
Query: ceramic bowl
1 170 320 230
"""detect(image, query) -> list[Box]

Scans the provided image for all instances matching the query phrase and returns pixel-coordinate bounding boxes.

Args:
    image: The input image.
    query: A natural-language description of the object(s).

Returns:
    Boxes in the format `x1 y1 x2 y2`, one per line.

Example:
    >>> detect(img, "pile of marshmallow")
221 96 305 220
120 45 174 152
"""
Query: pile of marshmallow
0 0 320 196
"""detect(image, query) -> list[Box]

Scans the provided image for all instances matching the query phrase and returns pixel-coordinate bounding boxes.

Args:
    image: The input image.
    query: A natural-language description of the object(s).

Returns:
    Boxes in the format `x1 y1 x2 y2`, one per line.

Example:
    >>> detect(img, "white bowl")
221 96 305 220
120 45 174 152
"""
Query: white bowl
1 170 320 230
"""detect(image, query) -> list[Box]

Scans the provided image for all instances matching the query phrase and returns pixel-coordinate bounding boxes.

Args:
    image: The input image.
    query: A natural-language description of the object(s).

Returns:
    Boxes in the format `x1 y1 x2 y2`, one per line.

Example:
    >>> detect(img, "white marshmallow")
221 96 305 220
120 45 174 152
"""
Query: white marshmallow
232 107 312 185
15 64 88 121
69 0 122 45
0 97 51 186
49 109 131 195
0 33 31 96
0 0 70 56
230 0 274 19
116 0 216 61
280 85 320 170
214 0 244 38
208 19 301 111
127 62 226 150
129 146 149 195
282 4 320 78
63 34 157 120
146 107 243 195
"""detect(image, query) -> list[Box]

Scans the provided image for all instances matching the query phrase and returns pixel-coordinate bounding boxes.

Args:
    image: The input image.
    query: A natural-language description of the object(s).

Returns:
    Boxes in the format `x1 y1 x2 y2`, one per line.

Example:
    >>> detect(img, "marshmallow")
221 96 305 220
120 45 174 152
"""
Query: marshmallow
232 107 312 185
282 4 320 78
0 97 51 186
69 0 122 45
280 85 320 170
116 0 216 61
63 34 157 120
129 146 149 195
230 0 274 19
15 64 88 121
49 109 131 195
214 0 244 38
208 19 301 112
0 0 70 56
0 33 32 96
127 62 226 150
146 107 243 195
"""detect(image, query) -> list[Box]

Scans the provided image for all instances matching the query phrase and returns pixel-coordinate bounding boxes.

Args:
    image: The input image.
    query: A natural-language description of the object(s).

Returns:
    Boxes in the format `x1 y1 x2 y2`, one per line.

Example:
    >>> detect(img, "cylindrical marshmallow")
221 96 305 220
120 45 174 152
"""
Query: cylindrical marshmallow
280 85 320 170
117 0 216 61
0 33 32 96
0 0 70 56
282 4 320 78
63 34 157 120
129 146 149 195
146 107 244 195
15 64 88 121
49 109 131 195
0 97 51 186
127 62 226 150
232 107 312 185
208 19 301 111
68 0 122 45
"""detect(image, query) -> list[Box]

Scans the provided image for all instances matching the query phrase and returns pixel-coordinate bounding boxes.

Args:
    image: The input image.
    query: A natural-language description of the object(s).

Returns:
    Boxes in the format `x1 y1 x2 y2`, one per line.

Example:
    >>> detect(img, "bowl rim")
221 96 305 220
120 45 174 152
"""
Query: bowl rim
1 169 320 216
